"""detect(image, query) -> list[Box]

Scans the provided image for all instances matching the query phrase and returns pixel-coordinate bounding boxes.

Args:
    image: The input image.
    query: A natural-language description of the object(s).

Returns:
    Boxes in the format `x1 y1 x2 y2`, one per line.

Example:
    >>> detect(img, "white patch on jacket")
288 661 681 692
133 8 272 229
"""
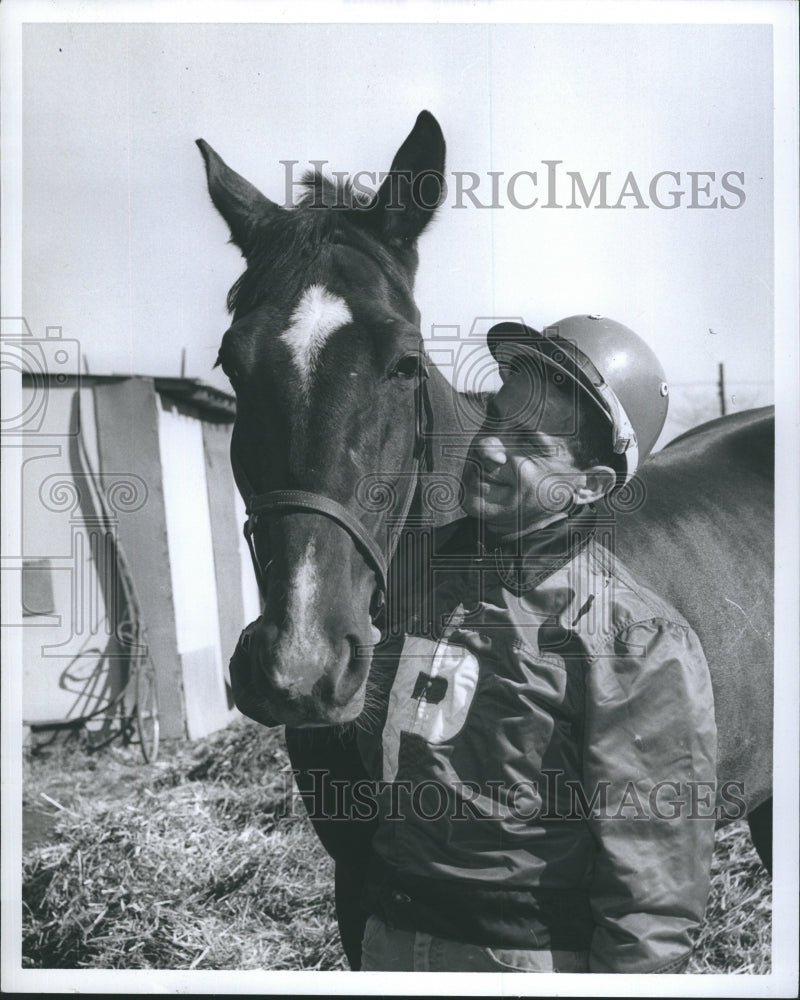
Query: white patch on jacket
281 285 352 395
382 635 480 783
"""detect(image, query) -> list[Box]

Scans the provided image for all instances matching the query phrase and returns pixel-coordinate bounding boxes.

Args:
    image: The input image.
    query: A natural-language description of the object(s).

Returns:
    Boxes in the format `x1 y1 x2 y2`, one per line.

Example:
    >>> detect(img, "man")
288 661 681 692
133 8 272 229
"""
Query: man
354 316 718 973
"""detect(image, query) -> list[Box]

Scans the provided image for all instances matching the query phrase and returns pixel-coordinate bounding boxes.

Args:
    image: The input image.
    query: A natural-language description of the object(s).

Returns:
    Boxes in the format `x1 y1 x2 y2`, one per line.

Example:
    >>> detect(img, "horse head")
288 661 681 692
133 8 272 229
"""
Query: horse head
198 112 446 726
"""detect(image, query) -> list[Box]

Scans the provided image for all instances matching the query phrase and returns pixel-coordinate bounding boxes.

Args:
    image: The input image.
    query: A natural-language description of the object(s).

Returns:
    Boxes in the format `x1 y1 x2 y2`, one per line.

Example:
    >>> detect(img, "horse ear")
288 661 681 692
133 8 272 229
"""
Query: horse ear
196 139 279 255
369 110 446 243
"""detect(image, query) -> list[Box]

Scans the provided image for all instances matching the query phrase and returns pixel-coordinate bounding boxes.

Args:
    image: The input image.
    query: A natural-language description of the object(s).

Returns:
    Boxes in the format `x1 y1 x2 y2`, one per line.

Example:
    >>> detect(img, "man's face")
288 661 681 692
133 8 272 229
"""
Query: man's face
460 369 586 533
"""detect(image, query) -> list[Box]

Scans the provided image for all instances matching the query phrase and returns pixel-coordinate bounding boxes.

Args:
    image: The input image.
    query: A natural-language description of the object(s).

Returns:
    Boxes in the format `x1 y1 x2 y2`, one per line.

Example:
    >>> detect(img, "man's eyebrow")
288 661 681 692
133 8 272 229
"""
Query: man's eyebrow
513 429 557 447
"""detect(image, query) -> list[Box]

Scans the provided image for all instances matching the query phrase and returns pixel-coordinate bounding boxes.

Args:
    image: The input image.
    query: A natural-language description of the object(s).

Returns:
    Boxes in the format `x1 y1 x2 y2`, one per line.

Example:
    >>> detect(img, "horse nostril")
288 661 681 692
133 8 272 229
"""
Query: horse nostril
370 587 386 621
329 635 371 706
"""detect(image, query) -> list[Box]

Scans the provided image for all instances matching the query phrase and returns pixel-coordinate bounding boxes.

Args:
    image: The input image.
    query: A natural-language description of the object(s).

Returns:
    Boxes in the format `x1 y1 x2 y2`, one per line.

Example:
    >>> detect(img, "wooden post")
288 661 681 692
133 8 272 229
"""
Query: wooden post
93 379 185 738
718 362 727 416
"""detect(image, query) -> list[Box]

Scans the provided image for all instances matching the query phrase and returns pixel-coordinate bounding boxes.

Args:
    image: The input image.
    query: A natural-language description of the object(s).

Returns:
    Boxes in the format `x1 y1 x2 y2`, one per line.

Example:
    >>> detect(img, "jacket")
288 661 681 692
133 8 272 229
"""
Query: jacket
356 505 718 974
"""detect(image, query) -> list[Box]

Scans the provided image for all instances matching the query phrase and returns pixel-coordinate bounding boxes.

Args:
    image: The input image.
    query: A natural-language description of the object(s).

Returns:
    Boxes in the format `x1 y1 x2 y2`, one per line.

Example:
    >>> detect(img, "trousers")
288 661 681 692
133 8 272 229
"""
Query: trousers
360 915 590 973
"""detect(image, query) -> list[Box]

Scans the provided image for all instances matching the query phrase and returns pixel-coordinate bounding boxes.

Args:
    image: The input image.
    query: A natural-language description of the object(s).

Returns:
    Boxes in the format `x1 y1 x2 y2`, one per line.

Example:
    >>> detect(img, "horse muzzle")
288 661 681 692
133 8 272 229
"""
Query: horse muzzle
229 618 373 726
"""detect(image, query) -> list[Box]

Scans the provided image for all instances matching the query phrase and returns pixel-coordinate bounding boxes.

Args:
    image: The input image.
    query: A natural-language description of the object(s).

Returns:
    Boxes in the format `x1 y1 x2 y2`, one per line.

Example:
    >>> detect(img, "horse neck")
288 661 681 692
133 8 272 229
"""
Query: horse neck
418 361 488 527
425 360 487 470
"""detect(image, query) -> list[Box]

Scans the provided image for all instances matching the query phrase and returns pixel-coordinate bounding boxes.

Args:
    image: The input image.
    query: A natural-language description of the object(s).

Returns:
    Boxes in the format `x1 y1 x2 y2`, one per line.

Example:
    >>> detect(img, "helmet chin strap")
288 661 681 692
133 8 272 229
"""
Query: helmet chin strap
592 380 639 481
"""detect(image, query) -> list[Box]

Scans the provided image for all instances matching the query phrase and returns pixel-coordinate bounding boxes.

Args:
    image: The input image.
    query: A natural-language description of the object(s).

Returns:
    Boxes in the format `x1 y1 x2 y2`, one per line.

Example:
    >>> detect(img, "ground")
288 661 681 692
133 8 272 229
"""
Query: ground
21 719 771 972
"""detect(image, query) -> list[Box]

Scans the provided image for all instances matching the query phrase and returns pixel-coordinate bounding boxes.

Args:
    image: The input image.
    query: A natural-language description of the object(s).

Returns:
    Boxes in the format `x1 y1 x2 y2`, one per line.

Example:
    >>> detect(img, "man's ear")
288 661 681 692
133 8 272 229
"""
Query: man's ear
573 465 617 504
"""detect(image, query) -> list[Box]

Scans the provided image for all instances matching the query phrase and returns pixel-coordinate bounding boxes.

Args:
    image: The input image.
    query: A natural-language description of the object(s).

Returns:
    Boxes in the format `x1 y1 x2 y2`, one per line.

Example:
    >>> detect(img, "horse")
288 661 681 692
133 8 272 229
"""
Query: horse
197 111 773 963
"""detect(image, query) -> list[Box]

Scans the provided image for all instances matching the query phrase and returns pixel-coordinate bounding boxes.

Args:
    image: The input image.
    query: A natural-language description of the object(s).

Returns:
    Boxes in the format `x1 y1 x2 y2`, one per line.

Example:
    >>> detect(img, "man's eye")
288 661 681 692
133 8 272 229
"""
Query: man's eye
510 435 558 456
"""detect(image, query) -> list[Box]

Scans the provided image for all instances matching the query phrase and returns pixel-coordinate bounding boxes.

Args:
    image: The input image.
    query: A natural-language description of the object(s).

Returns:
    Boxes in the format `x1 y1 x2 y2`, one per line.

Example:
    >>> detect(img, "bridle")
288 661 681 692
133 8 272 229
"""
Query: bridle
235 360 435 625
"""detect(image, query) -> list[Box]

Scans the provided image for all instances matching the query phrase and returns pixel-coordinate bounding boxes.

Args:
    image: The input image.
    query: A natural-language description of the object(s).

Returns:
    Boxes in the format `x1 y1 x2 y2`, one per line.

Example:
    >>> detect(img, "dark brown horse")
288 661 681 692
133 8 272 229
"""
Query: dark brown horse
197 113 773 962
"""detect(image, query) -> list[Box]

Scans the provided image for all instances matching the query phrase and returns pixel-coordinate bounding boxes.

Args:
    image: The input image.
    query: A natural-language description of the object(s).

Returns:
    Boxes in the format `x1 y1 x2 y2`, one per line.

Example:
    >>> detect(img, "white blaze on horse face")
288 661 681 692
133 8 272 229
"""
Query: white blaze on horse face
281 284 352 396
284 538 322 693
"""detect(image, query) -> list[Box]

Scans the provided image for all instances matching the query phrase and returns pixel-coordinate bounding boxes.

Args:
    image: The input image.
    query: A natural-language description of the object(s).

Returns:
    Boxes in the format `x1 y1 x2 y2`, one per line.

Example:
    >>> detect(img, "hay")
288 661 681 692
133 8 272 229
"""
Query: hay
687 820 772 974
23 720 771 972
23 722 344 970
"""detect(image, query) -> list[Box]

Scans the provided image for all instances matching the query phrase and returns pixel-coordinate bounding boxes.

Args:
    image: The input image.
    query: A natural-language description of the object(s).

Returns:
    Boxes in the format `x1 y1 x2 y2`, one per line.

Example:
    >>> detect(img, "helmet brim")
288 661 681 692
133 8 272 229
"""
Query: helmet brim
486 321 640 481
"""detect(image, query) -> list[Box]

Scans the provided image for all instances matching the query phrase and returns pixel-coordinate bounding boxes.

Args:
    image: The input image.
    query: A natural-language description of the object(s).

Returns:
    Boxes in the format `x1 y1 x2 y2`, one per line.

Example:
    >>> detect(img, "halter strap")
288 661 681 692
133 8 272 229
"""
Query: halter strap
246 489 391 594
238 362 433 621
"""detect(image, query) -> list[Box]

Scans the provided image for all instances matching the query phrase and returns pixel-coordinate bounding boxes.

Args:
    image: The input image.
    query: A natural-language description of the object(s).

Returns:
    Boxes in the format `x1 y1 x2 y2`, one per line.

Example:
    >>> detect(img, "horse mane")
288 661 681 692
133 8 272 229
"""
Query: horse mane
227 171 394 318
296 171 374 212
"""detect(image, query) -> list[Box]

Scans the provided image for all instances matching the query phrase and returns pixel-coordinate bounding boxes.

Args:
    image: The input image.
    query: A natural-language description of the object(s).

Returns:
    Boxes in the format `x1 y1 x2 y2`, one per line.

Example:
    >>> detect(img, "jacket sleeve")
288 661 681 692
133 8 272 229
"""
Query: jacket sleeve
583 618 717 974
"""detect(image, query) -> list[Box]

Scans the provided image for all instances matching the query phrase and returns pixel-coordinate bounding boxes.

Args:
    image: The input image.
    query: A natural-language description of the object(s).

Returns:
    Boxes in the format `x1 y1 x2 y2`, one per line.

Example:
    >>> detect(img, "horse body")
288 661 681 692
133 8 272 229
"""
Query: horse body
609 407 774 810
198 112 773 867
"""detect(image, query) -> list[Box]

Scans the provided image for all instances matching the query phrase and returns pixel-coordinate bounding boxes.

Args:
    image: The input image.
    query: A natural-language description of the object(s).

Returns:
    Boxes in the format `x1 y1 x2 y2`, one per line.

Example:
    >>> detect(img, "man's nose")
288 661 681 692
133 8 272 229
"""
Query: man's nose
473 435 508 471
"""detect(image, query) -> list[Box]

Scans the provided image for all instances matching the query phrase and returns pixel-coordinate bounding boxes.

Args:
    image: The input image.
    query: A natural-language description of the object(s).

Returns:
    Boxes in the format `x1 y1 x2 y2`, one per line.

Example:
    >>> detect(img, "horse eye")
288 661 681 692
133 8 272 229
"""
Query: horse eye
215 350 239 384
392 354 424 380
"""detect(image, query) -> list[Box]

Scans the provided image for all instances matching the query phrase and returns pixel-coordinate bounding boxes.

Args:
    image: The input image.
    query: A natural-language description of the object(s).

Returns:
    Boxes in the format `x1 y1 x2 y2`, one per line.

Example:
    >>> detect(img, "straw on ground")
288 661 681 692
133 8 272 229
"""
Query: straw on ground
22 719 771 972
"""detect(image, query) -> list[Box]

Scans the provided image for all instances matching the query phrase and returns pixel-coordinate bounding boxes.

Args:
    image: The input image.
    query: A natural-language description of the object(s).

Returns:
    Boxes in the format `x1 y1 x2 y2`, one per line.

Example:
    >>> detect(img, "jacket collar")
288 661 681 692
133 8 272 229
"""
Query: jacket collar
483 504 599 595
